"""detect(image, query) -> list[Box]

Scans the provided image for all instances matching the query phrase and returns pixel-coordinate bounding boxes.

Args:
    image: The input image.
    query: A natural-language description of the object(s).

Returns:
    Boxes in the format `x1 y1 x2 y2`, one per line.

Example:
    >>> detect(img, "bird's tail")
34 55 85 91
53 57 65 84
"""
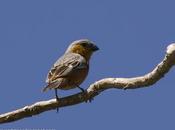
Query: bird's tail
42 85 50 92
42 81 58 92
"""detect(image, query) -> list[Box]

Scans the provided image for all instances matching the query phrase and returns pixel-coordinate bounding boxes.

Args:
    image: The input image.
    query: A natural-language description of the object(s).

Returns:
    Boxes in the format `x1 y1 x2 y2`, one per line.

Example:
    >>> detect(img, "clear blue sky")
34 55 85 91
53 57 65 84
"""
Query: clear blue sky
0 0 175 129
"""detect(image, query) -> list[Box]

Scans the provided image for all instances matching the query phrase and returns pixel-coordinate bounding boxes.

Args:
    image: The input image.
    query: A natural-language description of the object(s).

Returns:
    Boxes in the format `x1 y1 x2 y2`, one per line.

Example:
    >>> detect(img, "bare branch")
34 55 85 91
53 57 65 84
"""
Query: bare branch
0 43 175 124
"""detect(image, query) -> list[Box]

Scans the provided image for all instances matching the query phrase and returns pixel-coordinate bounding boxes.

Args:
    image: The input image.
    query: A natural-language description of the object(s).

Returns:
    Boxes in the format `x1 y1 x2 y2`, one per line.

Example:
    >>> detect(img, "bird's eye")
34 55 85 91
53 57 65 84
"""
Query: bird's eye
81 42 88 47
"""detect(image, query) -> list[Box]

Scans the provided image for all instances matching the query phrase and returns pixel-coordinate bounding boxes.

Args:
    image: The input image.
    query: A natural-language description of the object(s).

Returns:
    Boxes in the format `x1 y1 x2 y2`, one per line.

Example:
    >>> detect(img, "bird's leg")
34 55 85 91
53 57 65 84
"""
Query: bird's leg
77 86 85 92
54 89 59 112
55 89 59 100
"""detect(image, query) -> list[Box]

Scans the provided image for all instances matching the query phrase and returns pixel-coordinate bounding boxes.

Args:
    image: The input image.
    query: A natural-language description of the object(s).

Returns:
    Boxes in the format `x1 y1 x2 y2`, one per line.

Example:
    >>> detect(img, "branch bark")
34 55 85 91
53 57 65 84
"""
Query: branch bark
0 43 175 124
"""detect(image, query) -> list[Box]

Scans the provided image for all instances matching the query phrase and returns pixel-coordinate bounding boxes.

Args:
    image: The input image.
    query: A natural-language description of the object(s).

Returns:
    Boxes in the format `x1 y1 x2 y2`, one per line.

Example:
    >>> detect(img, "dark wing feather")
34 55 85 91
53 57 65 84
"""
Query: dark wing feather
46 53 87 83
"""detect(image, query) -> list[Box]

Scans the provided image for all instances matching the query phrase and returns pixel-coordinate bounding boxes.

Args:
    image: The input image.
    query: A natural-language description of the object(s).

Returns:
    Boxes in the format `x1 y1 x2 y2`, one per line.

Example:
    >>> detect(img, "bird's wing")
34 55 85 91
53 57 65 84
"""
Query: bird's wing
46 53 88 83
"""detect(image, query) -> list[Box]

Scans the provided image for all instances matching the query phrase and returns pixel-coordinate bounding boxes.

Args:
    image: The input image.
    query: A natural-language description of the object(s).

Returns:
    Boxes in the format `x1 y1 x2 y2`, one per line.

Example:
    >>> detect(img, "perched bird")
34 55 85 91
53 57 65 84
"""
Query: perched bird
43 39 99 101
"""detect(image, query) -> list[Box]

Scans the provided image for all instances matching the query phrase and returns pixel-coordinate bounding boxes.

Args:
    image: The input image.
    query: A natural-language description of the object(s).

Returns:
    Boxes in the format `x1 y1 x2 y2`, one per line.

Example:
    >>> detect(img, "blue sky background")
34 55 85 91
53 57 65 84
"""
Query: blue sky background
0 0 175 129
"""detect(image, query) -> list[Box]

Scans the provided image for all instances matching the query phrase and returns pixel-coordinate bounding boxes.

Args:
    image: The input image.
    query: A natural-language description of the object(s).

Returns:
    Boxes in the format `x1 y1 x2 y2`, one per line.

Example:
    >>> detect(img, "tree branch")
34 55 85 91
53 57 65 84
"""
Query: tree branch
0 43 175 124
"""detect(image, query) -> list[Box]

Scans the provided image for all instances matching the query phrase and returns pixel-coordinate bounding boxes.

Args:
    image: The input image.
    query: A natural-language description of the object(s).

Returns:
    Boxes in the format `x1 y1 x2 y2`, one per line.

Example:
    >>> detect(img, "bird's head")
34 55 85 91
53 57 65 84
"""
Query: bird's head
65 39 99 61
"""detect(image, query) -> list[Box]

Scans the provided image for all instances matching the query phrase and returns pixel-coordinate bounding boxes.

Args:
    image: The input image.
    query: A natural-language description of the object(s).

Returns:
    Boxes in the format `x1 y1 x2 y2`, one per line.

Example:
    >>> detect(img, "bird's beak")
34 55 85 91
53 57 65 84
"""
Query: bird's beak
92 44 99 51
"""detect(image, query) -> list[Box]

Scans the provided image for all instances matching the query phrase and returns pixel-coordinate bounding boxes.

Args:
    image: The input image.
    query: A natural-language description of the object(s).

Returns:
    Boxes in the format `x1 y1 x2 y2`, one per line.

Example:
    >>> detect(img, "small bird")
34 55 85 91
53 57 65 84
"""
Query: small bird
43 39 99 101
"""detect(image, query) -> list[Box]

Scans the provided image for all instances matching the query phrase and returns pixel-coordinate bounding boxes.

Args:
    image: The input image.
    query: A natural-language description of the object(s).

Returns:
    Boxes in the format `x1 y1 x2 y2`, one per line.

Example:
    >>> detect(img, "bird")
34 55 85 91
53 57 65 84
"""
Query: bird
43 39 99 102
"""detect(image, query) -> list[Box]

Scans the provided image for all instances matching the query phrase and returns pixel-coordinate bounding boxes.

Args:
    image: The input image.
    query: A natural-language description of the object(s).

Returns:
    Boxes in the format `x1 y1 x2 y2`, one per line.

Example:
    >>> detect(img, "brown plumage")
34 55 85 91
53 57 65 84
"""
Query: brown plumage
43 39 99 100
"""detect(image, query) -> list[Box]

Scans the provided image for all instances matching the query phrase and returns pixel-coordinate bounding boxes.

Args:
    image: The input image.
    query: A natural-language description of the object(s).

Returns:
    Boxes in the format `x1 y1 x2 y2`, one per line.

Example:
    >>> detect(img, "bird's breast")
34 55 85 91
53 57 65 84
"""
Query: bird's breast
58 66 89 90
69 66 89 85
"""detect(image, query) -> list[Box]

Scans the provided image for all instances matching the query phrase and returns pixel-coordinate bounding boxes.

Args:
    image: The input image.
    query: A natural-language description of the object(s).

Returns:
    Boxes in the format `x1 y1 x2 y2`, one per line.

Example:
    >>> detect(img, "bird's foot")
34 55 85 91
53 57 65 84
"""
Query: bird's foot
55 89 60 113
55 97 59 113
